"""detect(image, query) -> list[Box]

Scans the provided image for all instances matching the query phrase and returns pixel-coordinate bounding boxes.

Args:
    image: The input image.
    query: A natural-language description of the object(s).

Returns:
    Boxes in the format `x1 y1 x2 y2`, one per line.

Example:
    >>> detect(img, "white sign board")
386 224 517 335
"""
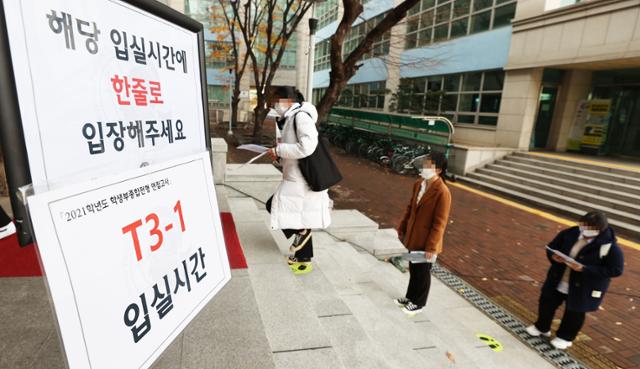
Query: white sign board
28 152 231 369
2 0 207 192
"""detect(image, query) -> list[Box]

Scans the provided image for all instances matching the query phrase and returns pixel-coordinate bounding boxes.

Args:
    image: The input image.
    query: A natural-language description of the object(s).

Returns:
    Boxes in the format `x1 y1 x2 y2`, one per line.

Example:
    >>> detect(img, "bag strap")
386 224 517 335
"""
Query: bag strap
292 110 313 139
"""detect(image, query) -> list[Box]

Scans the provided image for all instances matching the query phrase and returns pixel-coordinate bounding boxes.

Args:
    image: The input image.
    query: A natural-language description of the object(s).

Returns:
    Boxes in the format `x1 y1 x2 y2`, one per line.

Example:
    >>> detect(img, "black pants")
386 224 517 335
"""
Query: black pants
0 206 11 227
405 261 433 307
265 196 313 261
534 289 586 341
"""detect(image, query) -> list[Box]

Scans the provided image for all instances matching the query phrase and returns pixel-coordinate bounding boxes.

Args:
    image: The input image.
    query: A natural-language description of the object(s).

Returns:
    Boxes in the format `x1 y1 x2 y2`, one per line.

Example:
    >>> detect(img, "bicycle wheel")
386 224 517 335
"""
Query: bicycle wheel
392 155 409 173
345 140 357 155
358 142 370 158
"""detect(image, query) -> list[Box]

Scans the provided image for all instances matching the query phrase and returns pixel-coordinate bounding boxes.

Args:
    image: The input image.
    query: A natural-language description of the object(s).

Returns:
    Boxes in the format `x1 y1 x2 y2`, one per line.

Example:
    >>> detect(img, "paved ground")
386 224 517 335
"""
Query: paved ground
224 136 639 369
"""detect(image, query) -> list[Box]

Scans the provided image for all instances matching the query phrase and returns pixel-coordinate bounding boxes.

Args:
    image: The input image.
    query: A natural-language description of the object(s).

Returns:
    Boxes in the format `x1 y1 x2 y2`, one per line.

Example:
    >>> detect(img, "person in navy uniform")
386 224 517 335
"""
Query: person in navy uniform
526 211 624 350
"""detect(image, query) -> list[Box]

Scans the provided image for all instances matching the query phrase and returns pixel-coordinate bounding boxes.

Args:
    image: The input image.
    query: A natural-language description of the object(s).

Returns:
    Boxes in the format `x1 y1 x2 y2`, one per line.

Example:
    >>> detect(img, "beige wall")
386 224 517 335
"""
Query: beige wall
495 68 544 149
546 70 592 151
508 0 640 70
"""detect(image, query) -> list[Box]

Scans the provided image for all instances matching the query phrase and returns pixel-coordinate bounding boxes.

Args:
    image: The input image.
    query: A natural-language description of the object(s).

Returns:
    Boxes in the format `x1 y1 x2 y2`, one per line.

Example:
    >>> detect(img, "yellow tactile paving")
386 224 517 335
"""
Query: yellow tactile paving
527 152 640 173
450 181 640 252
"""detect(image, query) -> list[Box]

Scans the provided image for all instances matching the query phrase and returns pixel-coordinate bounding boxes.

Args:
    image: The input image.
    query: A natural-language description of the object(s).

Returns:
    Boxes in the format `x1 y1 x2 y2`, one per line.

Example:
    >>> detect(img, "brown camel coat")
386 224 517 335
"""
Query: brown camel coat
397 176 452 254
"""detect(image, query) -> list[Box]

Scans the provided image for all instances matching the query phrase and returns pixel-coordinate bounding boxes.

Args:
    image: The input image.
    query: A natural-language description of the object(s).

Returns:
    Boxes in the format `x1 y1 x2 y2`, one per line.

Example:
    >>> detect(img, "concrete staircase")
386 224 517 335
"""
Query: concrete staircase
222 164 557 369
459 152 640 238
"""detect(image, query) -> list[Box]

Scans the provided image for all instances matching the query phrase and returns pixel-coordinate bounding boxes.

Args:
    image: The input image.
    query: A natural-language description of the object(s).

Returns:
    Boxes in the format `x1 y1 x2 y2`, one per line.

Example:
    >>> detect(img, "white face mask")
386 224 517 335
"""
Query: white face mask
420 168 437 180
274 102 290 116
580 227 599 238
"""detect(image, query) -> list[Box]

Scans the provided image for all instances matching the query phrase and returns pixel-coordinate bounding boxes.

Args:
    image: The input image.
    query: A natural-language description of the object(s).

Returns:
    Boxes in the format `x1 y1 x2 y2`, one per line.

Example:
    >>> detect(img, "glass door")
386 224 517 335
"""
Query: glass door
531 86 558 149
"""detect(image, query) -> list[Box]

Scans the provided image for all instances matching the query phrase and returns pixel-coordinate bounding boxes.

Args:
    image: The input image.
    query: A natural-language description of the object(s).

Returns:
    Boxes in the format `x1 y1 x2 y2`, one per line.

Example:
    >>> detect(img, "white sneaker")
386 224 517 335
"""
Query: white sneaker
525 325 551 337
0 222 16 240
550 337 573 350
402 302 423 316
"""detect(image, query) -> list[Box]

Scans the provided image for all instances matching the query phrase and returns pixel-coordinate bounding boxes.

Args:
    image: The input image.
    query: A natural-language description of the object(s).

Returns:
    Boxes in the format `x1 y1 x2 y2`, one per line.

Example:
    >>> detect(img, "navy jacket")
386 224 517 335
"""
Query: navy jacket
542 226 624 312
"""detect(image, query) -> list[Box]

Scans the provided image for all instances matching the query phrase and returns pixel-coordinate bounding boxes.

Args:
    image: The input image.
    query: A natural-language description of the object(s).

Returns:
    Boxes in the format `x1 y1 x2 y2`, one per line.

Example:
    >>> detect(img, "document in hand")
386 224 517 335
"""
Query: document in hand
401 251 429 263
545 246 583 266
233 151 269 170
237 144 270 153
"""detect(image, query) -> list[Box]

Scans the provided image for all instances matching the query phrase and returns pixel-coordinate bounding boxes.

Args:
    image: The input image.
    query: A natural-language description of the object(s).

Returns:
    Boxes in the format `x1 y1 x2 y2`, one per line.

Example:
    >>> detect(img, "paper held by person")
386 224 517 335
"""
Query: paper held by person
545 246 584 266
237 144 269 154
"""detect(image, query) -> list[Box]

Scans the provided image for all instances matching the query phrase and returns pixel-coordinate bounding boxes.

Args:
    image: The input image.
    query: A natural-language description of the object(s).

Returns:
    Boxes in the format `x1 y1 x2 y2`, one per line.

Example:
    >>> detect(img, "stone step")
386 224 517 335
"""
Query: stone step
312 249 432 369
225 164 281 204
294 259 394 369
335 228 407 259
458 175 640 236
482 163 640 204
466 171 640 226
315 241 556 369
327 210 379 236
471 169 640 216
494 159 640 196
513 152 640 179
226 164 283 182
229 199 345 369
504 155 640 187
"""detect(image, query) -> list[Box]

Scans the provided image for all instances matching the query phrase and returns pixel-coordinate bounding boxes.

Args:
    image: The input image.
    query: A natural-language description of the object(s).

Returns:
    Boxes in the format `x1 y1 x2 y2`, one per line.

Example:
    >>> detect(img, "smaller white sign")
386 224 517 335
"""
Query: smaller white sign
28 152 230 369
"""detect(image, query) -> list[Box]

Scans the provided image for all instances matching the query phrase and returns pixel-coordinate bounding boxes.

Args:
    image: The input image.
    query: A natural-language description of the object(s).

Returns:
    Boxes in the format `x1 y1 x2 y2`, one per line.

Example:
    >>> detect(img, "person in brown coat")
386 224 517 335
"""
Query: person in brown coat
395 152 452 315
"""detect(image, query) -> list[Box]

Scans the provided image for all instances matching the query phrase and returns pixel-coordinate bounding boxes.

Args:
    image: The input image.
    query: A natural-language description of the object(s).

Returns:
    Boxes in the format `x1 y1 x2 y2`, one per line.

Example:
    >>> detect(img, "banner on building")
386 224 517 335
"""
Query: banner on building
566 99 612 152
2 0 208 192
27 152 230 369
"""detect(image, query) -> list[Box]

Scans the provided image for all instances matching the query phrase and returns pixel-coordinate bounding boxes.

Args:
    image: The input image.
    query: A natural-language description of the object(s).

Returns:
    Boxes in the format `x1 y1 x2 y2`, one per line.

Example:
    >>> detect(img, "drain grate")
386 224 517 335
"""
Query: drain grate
431 264 590 369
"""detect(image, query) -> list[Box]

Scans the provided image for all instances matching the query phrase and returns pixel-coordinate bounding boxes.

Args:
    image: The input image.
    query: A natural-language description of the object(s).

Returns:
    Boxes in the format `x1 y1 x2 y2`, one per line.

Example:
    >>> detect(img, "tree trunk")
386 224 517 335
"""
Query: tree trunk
316 78 348 122
252 94 268 143
231 92 240 129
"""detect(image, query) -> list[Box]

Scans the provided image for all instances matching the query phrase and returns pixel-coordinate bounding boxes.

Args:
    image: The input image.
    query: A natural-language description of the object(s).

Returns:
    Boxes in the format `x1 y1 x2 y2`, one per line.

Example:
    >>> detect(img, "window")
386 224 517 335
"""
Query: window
312 88 327 105
207 85 229 106
343 13 391 61
394 70 505 127
470 11 491 34
337 81 386 110
493 3 517 28
280 37 297 69
316 0 339 29
205 41 233 69
405 0 516 49
314 39 331 71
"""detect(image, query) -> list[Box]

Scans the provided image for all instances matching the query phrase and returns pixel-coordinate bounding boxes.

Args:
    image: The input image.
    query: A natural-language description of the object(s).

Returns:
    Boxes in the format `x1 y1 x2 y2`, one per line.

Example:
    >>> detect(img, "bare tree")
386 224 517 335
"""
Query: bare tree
315 0 423 122
228 0 315 141
209 1 252 128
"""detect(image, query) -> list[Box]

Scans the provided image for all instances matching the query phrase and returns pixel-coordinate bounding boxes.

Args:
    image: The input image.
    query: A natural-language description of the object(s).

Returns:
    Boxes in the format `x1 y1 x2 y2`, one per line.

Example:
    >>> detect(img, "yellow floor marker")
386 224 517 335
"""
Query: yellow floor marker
476 333 504 352
449 182 640 252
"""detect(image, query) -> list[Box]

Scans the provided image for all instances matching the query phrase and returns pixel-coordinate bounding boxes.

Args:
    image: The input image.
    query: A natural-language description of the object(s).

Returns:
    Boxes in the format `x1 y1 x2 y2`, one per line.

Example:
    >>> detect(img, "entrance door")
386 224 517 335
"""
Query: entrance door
606 89 640 158
620 92 640 157
532 86 558 149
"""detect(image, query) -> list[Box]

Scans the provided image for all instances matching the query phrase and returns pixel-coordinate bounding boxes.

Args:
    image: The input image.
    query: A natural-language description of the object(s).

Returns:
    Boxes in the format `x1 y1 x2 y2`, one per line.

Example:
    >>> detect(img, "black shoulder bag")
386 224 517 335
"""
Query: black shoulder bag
292 112 343 192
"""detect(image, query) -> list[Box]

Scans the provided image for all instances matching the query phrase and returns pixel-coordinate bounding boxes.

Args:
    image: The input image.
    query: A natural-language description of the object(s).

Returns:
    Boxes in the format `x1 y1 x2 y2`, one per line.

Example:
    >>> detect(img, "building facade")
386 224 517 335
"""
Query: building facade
313 0 640 173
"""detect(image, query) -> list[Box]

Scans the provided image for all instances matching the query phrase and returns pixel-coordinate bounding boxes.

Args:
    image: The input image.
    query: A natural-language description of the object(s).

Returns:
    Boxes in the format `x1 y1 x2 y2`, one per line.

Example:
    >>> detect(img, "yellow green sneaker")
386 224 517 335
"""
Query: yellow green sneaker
290 261 313 275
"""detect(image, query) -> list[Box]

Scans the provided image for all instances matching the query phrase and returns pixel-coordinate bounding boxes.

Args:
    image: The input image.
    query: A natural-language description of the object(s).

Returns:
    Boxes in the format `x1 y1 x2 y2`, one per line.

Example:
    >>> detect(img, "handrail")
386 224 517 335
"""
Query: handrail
411 115 455 145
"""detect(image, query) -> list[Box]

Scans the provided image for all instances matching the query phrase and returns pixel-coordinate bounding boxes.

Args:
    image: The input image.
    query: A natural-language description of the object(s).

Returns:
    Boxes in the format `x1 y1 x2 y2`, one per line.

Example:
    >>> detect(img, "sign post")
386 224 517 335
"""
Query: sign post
0 1 230 368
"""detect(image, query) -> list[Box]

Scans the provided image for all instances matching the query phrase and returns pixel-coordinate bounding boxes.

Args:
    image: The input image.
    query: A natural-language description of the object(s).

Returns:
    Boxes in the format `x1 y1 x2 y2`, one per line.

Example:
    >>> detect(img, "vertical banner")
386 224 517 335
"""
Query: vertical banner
580 99 612 151
566 100 589 152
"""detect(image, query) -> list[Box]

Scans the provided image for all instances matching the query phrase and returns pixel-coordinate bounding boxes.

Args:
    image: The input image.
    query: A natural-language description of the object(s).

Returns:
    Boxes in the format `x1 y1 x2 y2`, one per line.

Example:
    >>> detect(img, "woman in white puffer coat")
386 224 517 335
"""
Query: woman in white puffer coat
266 86 332 275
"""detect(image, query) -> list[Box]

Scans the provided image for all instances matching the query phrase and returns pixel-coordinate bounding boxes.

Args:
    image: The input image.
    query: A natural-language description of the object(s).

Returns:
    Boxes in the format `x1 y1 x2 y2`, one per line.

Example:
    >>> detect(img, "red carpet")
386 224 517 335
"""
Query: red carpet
0 234 41 277
0 212 247 277
220 212 248 269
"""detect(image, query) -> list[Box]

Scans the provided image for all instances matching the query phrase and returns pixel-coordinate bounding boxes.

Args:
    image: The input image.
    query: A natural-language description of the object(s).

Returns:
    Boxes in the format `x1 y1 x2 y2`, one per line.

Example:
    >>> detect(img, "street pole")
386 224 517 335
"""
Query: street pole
0 2 33 246
227 67 233 136
307 13 318 103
